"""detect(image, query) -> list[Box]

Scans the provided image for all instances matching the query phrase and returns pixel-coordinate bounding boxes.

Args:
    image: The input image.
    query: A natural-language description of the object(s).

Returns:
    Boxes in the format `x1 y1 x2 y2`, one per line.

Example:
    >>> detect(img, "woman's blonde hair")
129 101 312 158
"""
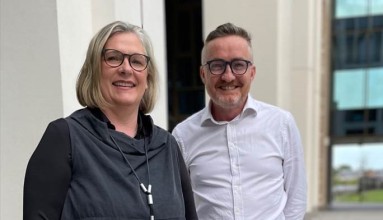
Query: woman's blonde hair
76 21 158 114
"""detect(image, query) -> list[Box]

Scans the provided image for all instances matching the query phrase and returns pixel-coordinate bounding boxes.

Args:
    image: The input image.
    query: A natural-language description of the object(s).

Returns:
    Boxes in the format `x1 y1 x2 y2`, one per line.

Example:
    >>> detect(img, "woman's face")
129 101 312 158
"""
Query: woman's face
100 32 148 109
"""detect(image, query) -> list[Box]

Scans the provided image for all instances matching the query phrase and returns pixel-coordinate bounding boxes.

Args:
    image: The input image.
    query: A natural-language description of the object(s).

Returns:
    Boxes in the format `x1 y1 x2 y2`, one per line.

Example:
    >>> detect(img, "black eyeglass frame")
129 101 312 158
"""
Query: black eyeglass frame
102 49 150 71
203 59 253 75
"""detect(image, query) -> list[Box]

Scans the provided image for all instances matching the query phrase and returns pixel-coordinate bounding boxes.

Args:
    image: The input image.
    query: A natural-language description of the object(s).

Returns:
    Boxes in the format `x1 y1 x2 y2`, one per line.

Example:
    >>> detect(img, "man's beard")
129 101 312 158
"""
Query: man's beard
214 94 243 109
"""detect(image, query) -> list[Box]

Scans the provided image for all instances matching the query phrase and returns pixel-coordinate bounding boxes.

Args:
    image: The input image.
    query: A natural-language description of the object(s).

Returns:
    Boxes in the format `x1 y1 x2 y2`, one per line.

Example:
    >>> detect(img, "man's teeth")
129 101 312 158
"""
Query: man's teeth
221 86 236 90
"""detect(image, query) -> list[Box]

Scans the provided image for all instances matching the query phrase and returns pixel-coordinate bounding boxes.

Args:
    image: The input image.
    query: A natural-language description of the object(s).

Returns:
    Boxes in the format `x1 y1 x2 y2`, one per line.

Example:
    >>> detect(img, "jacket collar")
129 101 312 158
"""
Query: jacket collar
88 107 149 139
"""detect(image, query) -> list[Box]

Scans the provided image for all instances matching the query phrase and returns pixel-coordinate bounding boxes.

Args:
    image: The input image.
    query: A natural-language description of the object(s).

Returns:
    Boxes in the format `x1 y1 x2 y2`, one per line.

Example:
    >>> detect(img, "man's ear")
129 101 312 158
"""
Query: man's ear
250 65 256 81
200 66 206 84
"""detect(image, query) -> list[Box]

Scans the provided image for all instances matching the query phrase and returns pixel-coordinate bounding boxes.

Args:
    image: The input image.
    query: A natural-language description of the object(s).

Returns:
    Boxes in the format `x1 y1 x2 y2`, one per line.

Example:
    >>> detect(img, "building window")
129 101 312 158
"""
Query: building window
331 5 383 140
165 0 204 131
330 0 383 206
331 143 383 203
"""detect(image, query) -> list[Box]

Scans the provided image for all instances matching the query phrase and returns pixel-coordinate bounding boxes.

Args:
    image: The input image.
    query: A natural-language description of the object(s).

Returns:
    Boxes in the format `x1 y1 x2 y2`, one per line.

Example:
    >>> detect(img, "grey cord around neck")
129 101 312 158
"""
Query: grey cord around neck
109 114 154 220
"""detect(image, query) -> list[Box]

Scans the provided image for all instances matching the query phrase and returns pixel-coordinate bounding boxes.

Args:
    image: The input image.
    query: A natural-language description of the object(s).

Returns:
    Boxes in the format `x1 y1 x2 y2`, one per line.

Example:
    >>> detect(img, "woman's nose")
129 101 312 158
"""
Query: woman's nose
119 57 134 73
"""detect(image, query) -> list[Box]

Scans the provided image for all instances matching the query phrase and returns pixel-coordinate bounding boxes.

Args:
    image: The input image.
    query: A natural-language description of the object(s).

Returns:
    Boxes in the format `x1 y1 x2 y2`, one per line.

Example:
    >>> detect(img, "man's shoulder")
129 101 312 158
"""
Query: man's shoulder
252 99 292 118
172 108 206 133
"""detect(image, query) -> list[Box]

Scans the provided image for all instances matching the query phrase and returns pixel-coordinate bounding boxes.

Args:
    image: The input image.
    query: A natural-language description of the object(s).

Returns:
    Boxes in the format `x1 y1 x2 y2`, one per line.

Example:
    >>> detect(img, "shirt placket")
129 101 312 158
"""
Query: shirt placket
227 123 243 220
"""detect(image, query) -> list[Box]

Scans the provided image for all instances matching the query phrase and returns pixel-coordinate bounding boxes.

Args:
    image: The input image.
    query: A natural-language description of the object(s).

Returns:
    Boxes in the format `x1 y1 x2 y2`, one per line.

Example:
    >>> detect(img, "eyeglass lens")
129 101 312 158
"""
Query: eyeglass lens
104 49 149 71
208 59 249 75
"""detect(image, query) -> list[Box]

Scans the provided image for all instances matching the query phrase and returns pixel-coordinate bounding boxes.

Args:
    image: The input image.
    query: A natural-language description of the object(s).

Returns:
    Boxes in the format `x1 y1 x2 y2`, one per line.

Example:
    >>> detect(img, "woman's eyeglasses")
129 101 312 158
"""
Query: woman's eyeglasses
103 49 150 71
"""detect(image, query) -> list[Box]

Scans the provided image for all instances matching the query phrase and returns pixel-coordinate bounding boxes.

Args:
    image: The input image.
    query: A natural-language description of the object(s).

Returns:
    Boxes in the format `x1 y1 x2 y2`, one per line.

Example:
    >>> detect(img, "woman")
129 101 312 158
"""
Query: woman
24 21 197 220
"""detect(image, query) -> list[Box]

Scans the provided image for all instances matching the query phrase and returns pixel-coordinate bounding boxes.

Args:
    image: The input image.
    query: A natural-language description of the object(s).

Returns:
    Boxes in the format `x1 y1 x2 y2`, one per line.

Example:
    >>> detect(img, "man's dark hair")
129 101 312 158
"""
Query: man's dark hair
205 22 252 46
201 23 253 64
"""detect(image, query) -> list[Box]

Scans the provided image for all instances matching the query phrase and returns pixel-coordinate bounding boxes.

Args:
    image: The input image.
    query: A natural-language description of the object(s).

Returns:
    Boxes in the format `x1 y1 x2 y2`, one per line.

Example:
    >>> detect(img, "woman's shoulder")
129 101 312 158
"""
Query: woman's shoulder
45 118 69 135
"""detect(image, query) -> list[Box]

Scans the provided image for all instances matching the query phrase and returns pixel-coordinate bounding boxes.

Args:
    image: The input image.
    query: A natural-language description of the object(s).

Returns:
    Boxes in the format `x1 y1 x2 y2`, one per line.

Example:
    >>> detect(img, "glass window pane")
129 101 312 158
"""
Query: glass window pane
178 90 204 114
345 34 355 63
332 143 383 203
367 67 383 108
357 17 369 30
369 31 383 63
176 57 193 86
177 11 191 53
333 69 366 110
345 110 364 122
356 33 368 64
371 0 383 15
336 0 383 18
336 0 368 18
333 143 383 171
373 15 383 28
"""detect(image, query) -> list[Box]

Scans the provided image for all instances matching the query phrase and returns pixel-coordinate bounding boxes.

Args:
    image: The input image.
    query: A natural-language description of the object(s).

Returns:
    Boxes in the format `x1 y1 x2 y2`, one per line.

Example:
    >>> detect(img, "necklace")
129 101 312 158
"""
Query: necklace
110 133 154 220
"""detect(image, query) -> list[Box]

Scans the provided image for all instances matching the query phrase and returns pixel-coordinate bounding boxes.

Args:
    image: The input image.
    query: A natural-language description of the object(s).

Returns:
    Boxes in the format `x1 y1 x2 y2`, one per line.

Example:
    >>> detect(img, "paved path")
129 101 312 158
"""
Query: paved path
306 209 383 220
306 203 383 220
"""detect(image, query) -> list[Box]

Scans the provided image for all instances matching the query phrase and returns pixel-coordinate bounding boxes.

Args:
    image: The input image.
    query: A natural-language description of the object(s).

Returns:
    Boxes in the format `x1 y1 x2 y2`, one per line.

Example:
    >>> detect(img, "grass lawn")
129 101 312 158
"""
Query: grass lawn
335 189 383 203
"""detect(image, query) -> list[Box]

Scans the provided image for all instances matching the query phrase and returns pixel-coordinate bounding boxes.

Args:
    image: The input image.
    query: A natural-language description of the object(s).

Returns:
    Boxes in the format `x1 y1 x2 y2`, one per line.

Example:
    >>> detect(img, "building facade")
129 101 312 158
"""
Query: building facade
2 0 381 219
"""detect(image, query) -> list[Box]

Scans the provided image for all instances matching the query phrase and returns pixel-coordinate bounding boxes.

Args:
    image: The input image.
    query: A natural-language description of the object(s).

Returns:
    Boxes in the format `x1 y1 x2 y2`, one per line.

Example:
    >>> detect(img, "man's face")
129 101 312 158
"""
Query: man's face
200 35 256 115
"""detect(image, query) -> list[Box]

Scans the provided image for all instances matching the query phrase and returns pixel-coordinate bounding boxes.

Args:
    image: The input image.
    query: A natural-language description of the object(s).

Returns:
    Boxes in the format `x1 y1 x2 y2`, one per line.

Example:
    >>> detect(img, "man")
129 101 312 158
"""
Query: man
172 23 307 219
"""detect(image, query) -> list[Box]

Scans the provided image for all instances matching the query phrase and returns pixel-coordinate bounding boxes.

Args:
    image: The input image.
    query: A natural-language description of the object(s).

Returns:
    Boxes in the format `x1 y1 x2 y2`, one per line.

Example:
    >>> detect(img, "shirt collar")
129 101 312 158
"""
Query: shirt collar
200 94 258 125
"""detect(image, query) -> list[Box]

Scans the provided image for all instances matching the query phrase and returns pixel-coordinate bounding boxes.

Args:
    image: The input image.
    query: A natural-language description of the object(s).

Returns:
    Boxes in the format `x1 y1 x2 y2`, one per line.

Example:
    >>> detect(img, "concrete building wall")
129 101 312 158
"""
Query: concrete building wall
1 1 63 219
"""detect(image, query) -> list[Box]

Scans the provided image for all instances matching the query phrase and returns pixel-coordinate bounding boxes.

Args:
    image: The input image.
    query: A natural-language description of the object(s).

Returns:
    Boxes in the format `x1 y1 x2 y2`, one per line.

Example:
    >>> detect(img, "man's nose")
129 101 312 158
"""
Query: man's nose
221 64 236 81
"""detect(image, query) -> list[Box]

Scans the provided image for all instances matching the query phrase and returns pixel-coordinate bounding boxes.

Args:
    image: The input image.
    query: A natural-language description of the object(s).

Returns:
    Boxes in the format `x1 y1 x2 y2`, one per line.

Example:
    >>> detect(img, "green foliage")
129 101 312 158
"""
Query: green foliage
333 179 358 185
335 189 383 203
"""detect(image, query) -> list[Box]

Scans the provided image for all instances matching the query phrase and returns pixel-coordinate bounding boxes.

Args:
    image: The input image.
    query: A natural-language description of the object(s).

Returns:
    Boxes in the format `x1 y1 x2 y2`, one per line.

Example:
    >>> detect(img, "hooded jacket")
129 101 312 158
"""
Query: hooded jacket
24 108 197 220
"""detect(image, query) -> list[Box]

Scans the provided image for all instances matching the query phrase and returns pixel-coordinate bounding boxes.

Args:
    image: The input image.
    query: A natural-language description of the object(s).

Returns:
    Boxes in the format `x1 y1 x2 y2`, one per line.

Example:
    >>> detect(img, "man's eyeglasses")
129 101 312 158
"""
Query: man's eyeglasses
203 59 252 75
103 49 150 71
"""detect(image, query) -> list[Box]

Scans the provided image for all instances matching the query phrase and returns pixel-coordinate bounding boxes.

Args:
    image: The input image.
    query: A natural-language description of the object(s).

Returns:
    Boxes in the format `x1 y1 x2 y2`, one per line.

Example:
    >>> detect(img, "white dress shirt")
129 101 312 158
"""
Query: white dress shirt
172 96 307 220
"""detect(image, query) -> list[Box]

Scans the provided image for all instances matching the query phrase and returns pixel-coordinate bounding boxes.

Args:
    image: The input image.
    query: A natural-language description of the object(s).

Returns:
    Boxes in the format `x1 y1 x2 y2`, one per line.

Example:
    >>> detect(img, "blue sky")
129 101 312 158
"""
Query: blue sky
332 143 383 171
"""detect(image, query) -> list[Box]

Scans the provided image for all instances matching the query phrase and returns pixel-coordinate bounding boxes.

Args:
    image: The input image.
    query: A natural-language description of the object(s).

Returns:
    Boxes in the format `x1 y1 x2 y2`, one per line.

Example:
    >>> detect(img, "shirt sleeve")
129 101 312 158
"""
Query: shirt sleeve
283 113 307 219
175 140 198 220
23 118 72 220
